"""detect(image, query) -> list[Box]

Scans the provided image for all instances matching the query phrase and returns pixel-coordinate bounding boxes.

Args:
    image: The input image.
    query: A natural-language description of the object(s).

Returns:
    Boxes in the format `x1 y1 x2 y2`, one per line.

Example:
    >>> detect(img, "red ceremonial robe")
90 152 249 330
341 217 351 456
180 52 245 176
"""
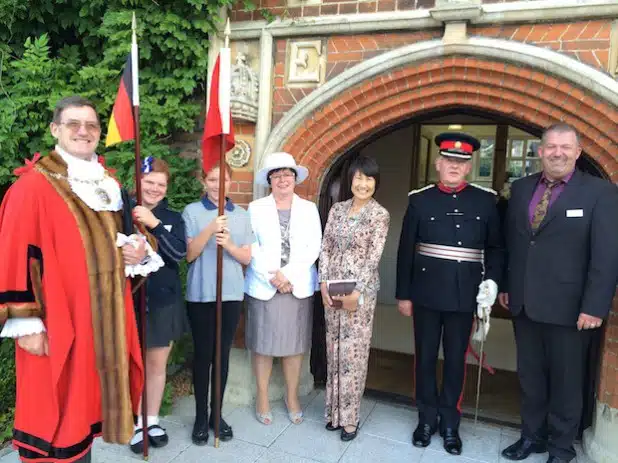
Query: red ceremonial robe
0 152 143 462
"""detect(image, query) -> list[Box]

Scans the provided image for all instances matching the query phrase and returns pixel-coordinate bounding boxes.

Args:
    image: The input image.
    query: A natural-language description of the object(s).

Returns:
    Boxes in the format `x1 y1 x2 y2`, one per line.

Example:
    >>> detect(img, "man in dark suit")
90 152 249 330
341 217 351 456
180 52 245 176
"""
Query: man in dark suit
499 123 618 463
396 132 504 455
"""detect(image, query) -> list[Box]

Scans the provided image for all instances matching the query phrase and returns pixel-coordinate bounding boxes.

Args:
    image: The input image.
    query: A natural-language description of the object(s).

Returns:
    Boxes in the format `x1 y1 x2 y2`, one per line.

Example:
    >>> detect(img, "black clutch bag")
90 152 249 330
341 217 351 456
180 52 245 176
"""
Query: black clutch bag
327 279 357 309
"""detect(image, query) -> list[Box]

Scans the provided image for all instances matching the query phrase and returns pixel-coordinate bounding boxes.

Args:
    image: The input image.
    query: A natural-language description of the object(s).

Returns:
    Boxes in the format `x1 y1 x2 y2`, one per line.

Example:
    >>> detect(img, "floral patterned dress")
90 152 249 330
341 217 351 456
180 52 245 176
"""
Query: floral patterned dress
318 198 390 427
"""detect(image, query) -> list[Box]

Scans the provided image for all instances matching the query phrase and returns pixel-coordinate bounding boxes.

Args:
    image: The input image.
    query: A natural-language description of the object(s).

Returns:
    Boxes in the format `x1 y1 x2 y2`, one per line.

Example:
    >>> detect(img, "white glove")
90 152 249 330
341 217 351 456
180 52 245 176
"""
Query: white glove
473 279 496 342
476 303 491 321
472 307 491 341
476 279 498 309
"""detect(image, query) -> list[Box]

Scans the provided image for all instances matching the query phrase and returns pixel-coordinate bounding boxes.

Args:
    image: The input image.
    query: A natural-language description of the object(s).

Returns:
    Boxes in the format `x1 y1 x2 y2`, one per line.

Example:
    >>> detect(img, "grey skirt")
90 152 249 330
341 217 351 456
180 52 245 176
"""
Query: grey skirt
245 293 313 357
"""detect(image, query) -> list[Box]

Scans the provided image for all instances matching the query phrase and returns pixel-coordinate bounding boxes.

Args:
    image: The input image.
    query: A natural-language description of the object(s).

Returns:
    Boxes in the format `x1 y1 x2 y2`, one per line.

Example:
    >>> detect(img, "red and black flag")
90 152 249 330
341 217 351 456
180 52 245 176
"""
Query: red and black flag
105 25 139 147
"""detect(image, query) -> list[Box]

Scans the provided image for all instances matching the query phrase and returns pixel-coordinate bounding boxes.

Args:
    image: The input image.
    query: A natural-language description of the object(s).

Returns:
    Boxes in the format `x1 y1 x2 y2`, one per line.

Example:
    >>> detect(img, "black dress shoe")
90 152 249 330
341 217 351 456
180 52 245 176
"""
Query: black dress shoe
325 422 342 431
441 428 462 455
501 438 547 461
546 456 570 463
412 423 437 448
209 418 234 442
191 420 209 446
147 424 169 448
340 424 359 442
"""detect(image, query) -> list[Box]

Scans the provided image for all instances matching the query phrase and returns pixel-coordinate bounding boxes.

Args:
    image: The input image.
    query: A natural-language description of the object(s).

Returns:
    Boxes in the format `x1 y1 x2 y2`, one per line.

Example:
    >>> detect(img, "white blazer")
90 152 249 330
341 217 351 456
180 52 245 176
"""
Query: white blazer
245 194 322 300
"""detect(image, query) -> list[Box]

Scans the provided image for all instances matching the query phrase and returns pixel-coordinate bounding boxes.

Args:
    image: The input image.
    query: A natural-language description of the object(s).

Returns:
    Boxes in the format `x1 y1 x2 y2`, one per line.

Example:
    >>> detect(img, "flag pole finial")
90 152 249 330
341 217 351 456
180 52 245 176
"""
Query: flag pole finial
224 18 231 48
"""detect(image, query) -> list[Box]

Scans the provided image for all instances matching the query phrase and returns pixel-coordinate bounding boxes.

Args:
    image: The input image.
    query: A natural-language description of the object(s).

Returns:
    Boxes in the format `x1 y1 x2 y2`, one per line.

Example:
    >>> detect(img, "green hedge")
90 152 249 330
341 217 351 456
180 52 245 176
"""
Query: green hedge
0 340 16 443
0 184 15 443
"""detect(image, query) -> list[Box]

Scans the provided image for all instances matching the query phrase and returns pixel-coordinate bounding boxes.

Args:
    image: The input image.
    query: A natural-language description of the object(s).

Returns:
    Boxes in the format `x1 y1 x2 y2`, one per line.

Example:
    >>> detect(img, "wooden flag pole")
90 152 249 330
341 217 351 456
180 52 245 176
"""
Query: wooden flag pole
134 104 149 461
213 18 232 450
214 133 226 449
130 12 149 460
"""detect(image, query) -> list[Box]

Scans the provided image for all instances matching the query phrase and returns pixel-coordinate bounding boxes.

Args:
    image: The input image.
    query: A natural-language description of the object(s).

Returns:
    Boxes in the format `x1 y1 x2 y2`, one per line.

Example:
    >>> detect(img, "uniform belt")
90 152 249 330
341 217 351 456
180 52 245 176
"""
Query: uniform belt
417 243 484 263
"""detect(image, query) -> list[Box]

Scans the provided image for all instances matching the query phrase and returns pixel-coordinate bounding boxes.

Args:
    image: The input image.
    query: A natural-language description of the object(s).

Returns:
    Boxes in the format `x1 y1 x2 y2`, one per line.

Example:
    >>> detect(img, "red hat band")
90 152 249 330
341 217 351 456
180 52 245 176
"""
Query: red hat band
439 140 473 154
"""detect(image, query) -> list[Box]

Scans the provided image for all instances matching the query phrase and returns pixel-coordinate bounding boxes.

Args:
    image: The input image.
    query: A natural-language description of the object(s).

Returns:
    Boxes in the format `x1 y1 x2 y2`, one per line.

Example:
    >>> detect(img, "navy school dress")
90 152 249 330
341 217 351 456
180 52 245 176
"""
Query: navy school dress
132 197 188 348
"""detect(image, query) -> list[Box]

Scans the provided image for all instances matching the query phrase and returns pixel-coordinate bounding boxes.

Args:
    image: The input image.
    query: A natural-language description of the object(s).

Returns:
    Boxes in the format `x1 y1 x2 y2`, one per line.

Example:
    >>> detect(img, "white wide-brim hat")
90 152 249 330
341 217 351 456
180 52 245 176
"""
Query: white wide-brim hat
255 152 309 187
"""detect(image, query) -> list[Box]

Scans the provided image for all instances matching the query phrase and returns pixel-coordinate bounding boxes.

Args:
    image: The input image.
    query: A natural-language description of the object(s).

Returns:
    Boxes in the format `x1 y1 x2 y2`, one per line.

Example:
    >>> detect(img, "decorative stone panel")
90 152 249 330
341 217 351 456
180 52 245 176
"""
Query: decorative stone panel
286 39 326 87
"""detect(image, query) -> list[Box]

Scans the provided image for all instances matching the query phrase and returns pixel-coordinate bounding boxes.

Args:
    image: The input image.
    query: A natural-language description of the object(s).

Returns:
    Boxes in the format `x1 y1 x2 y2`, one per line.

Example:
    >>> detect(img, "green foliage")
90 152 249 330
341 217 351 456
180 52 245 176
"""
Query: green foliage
0 341 15 445
169 333 194 368
0 0 237 188
159 383 174 417
0 341 16 416
0 408 13 443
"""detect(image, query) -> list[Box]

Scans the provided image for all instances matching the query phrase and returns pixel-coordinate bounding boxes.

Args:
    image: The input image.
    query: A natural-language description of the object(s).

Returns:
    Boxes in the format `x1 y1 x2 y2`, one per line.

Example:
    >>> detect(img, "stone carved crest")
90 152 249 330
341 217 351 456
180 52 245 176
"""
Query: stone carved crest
287 40 324 85
231 53 259 123
226 139 251 168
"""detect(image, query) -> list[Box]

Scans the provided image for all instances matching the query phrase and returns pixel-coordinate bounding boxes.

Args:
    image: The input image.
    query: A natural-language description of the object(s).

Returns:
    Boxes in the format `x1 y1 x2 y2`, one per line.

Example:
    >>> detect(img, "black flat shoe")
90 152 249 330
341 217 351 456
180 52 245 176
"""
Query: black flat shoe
209 418 234 442
441 428 462 455
341 424 359 442
546 457 570 463
147 424 169 448
191 420 209 446
325 422 342 431
129 429 144 454
412 423 437 448
501 438 547 461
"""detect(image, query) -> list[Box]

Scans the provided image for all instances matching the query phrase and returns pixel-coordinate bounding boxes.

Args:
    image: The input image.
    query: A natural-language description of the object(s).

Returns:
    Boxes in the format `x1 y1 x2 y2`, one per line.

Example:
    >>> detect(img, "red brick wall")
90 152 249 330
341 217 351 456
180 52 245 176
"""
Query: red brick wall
231 0 435 19
272 31 442 125
231 0 532 19
269 21 611 126
469 21 612 70
229 122 255 208
282 56 618 206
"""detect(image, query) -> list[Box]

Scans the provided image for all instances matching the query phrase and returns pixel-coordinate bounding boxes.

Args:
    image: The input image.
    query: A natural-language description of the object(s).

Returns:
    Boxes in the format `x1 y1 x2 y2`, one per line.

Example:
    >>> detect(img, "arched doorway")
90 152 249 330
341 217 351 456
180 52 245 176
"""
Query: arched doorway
310 108 606 433
260 40 618 432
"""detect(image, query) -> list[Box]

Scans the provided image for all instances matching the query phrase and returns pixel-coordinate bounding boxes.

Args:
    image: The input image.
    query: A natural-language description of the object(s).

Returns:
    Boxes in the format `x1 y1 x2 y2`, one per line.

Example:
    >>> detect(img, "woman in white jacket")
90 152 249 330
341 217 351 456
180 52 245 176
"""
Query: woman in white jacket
245 152 322 426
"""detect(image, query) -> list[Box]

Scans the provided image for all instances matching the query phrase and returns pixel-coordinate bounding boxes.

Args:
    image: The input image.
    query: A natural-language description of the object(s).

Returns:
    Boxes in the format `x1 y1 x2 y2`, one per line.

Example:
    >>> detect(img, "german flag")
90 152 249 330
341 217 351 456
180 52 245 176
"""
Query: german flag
105 53 135 147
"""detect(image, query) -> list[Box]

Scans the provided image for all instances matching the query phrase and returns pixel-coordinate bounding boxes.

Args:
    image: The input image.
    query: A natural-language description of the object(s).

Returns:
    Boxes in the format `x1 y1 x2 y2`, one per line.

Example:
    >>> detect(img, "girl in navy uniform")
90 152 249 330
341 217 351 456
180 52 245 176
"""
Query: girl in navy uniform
130 157 188 453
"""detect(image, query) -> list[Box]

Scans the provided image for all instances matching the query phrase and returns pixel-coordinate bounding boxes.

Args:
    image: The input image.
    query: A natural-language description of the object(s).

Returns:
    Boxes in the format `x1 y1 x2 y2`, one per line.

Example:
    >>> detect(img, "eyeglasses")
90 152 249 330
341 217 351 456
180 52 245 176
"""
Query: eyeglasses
269 172 295 181
59 120 101 133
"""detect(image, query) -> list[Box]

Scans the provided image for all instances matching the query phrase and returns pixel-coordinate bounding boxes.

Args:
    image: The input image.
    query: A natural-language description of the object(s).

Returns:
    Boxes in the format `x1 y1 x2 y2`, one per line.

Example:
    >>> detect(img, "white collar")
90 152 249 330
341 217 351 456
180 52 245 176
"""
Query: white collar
55 145 123 212
55 145 103 180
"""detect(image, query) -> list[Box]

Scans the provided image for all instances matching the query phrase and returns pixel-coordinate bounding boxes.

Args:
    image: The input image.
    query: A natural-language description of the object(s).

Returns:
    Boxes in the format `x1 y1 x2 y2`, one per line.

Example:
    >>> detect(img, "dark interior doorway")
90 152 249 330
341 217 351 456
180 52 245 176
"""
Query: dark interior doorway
310 108 606 434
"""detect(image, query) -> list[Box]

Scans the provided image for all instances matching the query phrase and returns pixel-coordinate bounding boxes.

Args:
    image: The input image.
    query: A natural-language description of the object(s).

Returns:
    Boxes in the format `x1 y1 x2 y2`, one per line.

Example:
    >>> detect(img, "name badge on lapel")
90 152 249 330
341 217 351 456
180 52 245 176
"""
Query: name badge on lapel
566 209 584 218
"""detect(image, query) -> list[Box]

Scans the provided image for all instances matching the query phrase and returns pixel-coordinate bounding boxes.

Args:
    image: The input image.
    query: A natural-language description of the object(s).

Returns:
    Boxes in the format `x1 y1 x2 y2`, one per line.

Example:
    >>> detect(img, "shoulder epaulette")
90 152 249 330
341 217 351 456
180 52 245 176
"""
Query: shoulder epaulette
408 184 435 196
469 183 497 195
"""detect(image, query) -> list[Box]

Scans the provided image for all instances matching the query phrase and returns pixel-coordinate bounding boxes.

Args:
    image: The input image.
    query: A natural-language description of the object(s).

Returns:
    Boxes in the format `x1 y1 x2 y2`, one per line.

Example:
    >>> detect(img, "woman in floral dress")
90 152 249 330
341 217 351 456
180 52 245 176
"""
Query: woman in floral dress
319 155 390 441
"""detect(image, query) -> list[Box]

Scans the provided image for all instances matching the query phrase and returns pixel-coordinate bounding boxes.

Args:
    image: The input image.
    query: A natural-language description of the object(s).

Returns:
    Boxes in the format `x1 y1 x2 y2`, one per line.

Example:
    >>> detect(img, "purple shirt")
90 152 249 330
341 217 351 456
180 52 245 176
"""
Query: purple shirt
528 170 575 224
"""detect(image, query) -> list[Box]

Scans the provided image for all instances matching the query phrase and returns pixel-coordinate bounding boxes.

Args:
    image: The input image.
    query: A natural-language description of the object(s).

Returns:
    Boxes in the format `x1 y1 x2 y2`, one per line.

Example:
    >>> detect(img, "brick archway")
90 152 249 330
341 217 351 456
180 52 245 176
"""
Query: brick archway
280 56 618 198
275 55 618 411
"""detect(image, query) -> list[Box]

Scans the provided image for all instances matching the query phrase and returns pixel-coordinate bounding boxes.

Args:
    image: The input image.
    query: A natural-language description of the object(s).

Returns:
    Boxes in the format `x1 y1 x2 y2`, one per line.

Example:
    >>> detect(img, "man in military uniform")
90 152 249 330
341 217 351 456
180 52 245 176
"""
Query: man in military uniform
396 132 504 455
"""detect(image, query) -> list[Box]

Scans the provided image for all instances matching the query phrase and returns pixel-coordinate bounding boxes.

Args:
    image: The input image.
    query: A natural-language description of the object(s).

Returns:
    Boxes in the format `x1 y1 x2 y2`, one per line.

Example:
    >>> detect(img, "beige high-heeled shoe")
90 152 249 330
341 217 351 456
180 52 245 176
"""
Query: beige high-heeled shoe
284 399 303 425
255 407 273 425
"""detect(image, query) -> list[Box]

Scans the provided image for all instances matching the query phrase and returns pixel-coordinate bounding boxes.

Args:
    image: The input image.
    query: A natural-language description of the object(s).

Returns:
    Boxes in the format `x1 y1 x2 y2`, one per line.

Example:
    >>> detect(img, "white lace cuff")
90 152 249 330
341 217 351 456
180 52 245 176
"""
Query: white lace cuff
116 233 165 277
1 317 46 338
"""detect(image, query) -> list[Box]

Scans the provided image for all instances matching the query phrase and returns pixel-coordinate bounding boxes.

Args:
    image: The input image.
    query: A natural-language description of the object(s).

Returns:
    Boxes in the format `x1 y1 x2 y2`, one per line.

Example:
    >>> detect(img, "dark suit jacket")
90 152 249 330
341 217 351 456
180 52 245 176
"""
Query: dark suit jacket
504 170 618 326
396 184 504 312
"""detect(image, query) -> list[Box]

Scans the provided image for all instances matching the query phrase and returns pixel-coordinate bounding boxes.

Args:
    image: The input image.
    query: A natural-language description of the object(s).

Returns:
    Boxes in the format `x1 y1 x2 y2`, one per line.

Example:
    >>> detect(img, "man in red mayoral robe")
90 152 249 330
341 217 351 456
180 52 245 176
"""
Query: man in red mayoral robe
0 96 159 463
